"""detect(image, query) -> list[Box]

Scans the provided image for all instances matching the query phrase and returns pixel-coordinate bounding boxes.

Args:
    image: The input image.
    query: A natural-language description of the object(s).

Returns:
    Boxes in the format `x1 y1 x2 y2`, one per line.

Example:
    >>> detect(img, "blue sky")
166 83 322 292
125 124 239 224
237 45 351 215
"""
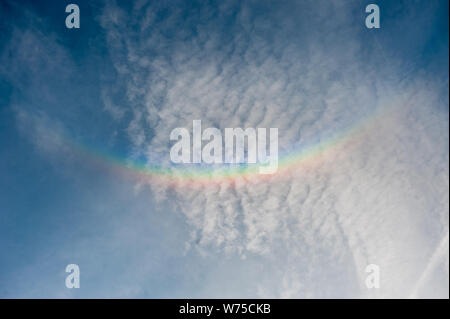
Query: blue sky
0 0 448 298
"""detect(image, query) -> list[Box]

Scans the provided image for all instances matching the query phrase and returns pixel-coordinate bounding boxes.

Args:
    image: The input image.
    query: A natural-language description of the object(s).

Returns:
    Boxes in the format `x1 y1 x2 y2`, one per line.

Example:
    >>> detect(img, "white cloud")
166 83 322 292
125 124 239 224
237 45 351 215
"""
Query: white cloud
96 0 449 298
